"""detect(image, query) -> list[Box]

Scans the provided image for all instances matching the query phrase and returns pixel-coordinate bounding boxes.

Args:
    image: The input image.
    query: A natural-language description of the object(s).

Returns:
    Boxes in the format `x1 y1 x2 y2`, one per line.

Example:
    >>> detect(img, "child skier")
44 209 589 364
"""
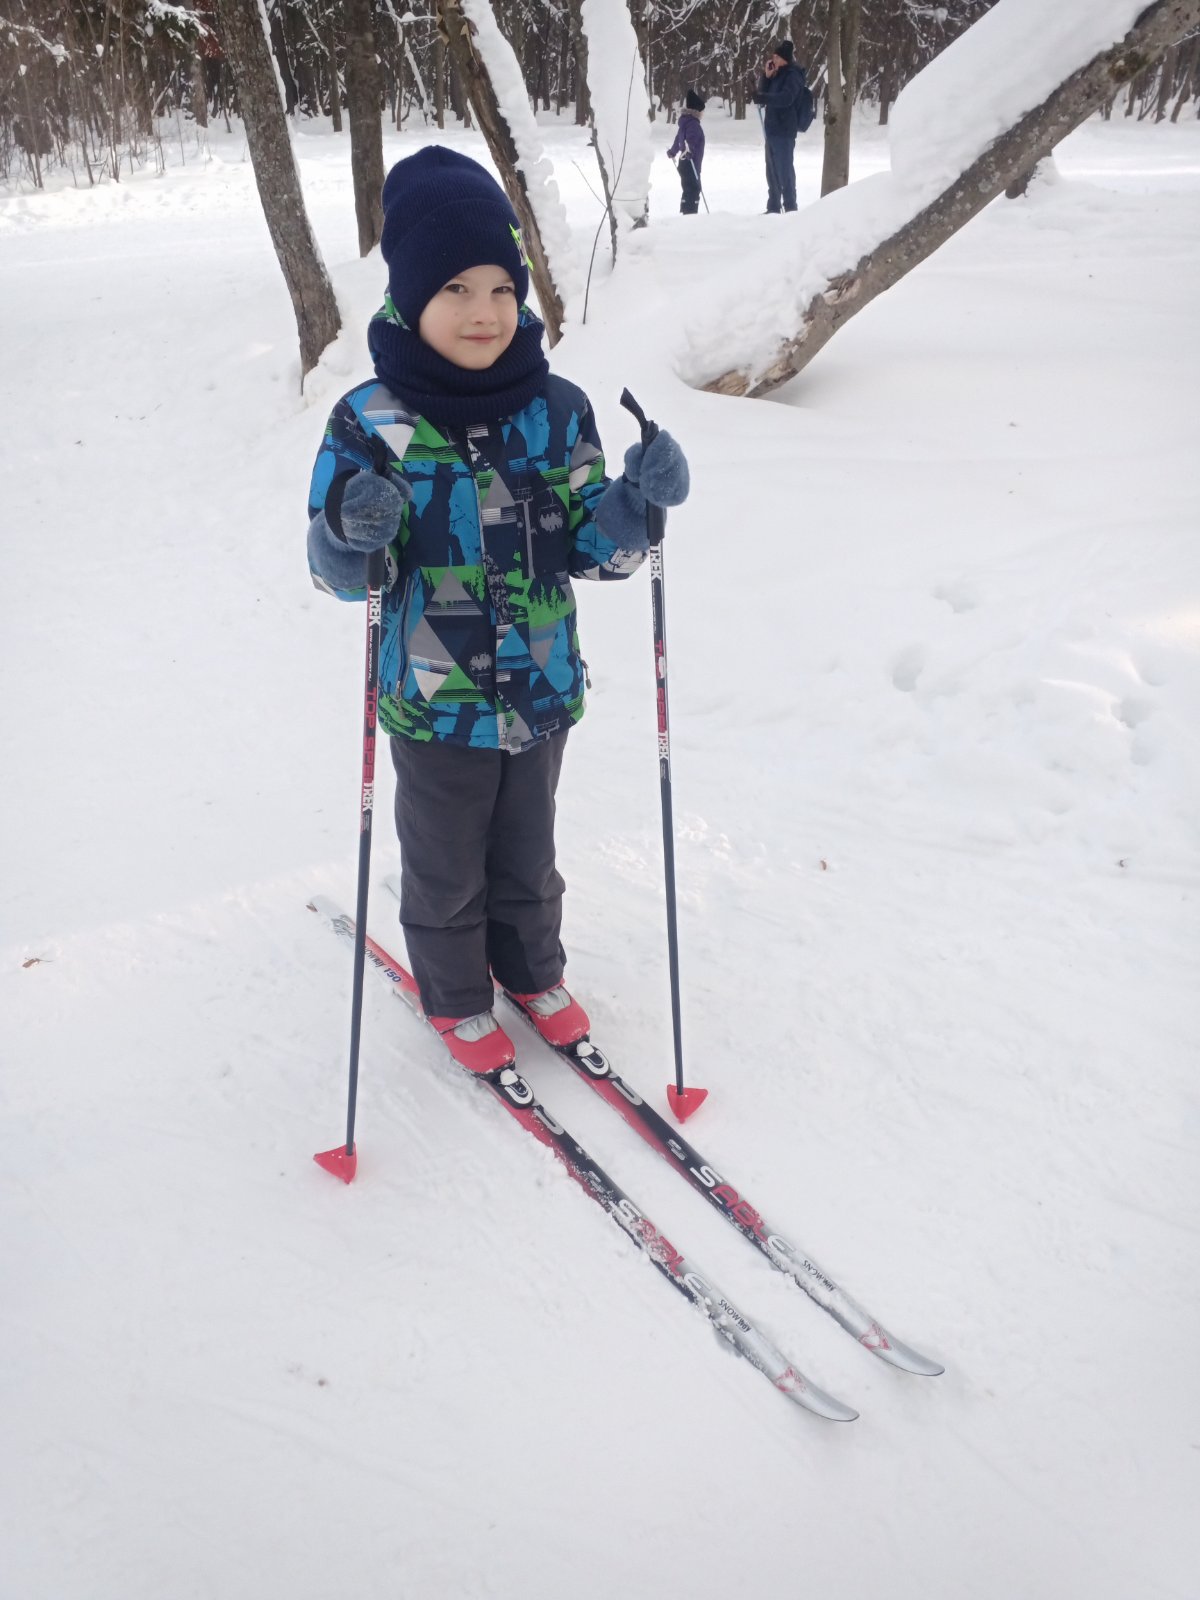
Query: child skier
306 147 689 1075
666 90 706 215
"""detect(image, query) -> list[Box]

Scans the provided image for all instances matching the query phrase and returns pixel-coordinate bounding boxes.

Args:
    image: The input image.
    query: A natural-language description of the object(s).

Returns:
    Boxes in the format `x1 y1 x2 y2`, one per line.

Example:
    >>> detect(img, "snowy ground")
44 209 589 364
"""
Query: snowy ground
2 112 1198 1598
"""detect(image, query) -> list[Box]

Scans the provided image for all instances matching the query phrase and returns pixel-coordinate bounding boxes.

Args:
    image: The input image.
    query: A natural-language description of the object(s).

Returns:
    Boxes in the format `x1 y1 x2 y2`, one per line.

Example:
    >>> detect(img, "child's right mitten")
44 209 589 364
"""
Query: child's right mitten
329 468 413 552
307 461 413 592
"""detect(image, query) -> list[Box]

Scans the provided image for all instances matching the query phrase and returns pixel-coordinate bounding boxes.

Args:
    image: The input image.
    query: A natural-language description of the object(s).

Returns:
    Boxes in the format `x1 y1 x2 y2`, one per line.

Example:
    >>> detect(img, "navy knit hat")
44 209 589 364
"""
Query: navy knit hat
770 38 795 62
685 89 706 111
379 147 530 329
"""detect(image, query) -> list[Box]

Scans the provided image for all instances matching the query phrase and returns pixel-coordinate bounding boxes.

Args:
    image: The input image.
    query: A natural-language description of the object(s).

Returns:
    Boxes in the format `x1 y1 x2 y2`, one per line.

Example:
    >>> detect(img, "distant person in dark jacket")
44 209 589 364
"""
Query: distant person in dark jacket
753 39 812 213
666 89 706 215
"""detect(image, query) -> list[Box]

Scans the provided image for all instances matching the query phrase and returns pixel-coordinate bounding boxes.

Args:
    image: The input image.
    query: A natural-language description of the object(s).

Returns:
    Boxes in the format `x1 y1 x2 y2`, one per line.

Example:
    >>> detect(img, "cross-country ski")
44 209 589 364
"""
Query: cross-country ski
309 894 858 1422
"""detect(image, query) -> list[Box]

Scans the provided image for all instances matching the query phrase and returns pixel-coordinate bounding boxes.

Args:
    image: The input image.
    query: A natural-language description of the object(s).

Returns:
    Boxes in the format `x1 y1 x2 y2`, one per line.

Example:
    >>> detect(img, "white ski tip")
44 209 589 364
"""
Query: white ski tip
861 1328 944 1376
776 1367 859 1422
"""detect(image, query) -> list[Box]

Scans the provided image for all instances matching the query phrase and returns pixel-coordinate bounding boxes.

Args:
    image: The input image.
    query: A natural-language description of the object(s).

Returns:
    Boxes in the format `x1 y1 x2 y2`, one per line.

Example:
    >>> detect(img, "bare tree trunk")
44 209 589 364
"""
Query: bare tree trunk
395 37 406 128
191 55 209 128
568 0 590 124
537 40 550 111
820 0 860 196
1169 36 1198 118
19 69 45 187
878 50 894 126
297 57 321 118
732 40 747 119
557 26 570 115
323 18 343 131
435 0 565 344
266 4 300 115
1155 41 1178 117
217 0 341 380
706 0 1200 398
448 57 471 125
342 0 386 255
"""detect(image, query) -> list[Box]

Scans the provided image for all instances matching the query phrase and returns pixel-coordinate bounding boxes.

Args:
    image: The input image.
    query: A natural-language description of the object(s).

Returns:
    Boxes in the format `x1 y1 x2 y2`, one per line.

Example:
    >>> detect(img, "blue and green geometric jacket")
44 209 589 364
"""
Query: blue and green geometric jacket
307 374 646 752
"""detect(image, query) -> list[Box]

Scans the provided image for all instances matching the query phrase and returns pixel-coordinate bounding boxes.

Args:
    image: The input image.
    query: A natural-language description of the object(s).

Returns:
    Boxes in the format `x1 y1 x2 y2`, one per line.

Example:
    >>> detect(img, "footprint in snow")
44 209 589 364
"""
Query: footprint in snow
1114 697 1155 731
1130 647 1168 688
932 580 980 614
891 645 925 694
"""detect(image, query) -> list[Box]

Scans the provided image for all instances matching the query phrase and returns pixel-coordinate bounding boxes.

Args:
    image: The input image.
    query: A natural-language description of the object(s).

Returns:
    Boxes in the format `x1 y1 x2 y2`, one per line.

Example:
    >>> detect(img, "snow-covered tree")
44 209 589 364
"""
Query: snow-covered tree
579 0 653 227
702 0 1200 398
435 0 580 342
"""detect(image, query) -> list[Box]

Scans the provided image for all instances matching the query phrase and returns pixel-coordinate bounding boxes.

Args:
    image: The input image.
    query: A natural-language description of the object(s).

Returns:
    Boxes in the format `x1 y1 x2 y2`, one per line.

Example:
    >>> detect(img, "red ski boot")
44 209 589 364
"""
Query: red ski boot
506 984 590 1049
427 1010 516 1074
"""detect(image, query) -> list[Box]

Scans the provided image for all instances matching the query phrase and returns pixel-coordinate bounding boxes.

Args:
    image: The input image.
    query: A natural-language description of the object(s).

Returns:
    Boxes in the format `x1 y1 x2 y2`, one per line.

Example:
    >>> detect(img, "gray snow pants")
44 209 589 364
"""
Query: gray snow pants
389 731 568 1018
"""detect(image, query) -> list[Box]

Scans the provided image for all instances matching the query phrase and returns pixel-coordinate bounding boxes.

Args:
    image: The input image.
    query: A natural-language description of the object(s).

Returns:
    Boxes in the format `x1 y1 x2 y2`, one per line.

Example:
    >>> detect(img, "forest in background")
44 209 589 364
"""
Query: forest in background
4 0 1198 190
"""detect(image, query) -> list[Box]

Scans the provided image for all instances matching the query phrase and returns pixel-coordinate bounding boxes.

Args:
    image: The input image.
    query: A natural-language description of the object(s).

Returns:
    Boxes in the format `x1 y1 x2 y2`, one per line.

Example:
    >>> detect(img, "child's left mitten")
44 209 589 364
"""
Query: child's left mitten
624 431 690 508
593 431 690 553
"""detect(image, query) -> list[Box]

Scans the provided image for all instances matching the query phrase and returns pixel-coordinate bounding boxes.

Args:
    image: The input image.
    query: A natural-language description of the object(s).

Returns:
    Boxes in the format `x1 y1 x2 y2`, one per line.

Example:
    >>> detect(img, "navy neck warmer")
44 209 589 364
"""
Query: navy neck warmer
368 306 550 428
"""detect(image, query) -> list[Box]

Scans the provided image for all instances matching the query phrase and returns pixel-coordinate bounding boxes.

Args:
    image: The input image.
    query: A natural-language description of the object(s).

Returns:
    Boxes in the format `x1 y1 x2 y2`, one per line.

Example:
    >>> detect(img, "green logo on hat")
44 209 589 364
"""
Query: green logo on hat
381 290 409 330
509 223 531 268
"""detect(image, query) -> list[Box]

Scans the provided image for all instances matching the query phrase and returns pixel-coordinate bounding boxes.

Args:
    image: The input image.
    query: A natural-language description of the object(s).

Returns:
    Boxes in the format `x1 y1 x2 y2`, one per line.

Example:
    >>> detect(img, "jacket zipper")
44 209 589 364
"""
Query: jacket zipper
457 426 509 750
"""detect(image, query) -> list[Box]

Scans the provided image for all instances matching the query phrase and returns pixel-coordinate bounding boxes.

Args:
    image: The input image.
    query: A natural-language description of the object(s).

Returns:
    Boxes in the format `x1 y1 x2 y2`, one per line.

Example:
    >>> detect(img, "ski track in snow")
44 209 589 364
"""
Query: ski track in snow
2 115 1198 1599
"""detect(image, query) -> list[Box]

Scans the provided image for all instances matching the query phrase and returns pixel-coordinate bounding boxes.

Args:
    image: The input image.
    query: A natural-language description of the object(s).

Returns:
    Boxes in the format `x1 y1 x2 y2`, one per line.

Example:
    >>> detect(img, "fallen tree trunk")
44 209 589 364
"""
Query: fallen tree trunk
706 0 1200 398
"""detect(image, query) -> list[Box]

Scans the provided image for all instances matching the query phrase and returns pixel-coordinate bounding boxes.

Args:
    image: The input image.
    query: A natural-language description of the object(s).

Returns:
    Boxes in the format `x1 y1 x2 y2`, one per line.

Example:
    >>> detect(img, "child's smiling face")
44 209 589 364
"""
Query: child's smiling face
418 263 519 370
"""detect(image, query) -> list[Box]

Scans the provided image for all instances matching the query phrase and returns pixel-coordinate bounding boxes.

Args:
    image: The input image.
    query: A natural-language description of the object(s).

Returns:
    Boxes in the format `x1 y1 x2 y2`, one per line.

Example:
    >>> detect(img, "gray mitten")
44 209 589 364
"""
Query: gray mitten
593 430 690 553
329 469 412 552
623 430 690 508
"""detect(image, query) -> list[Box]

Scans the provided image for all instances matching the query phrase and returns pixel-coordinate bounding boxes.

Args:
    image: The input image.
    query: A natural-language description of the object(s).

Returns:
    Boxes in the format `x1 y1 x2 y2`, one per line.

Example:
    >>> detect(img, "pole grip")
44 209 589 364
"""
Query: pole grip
619 389 666 549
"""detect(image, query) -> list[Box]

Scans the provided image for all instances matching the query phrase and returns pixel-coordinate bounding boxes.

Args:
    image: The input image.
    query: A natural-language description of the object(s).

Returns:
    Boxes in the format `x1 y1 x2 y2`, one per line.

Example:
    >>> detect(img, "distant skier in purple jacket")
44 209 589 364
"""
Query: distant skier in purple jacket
666 90 706 215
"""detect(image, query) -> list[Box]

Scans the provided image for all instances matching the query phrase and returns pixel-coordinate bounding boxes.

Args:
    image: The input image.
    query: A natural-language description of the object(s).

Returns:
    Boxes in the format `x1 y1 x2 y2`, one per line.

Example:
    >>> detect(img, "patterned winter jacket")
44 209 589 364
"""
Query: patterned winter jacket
307 373 645 752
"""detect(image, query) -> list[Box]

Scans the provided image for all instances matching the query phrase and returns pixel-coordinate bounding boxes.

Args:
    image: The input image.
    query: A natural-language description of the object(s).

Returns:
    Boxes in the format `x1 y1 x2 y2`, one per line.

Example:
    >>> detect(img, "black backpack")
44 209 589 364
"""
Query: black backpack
797 81 815 133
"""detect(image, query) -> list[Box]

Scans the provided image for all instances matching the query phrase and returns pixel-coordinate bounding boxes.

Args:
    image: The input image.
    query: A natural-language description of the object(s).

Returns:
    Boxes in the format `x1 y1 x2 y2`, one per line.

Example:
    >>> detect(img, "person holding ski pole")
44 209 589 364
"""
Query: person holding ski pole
753 39 814 213
306 148 690 1074
666 89 706 215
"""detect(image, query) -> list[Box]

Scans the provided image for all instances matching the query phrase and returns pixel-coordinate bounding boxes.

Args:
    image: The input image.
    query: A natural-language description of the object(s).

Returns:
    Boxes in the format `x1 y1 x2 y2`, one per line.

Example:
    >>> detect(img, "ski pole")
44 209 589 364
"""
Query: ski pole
315 545 387 1183
686 157 710 214
619 389 707 1124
